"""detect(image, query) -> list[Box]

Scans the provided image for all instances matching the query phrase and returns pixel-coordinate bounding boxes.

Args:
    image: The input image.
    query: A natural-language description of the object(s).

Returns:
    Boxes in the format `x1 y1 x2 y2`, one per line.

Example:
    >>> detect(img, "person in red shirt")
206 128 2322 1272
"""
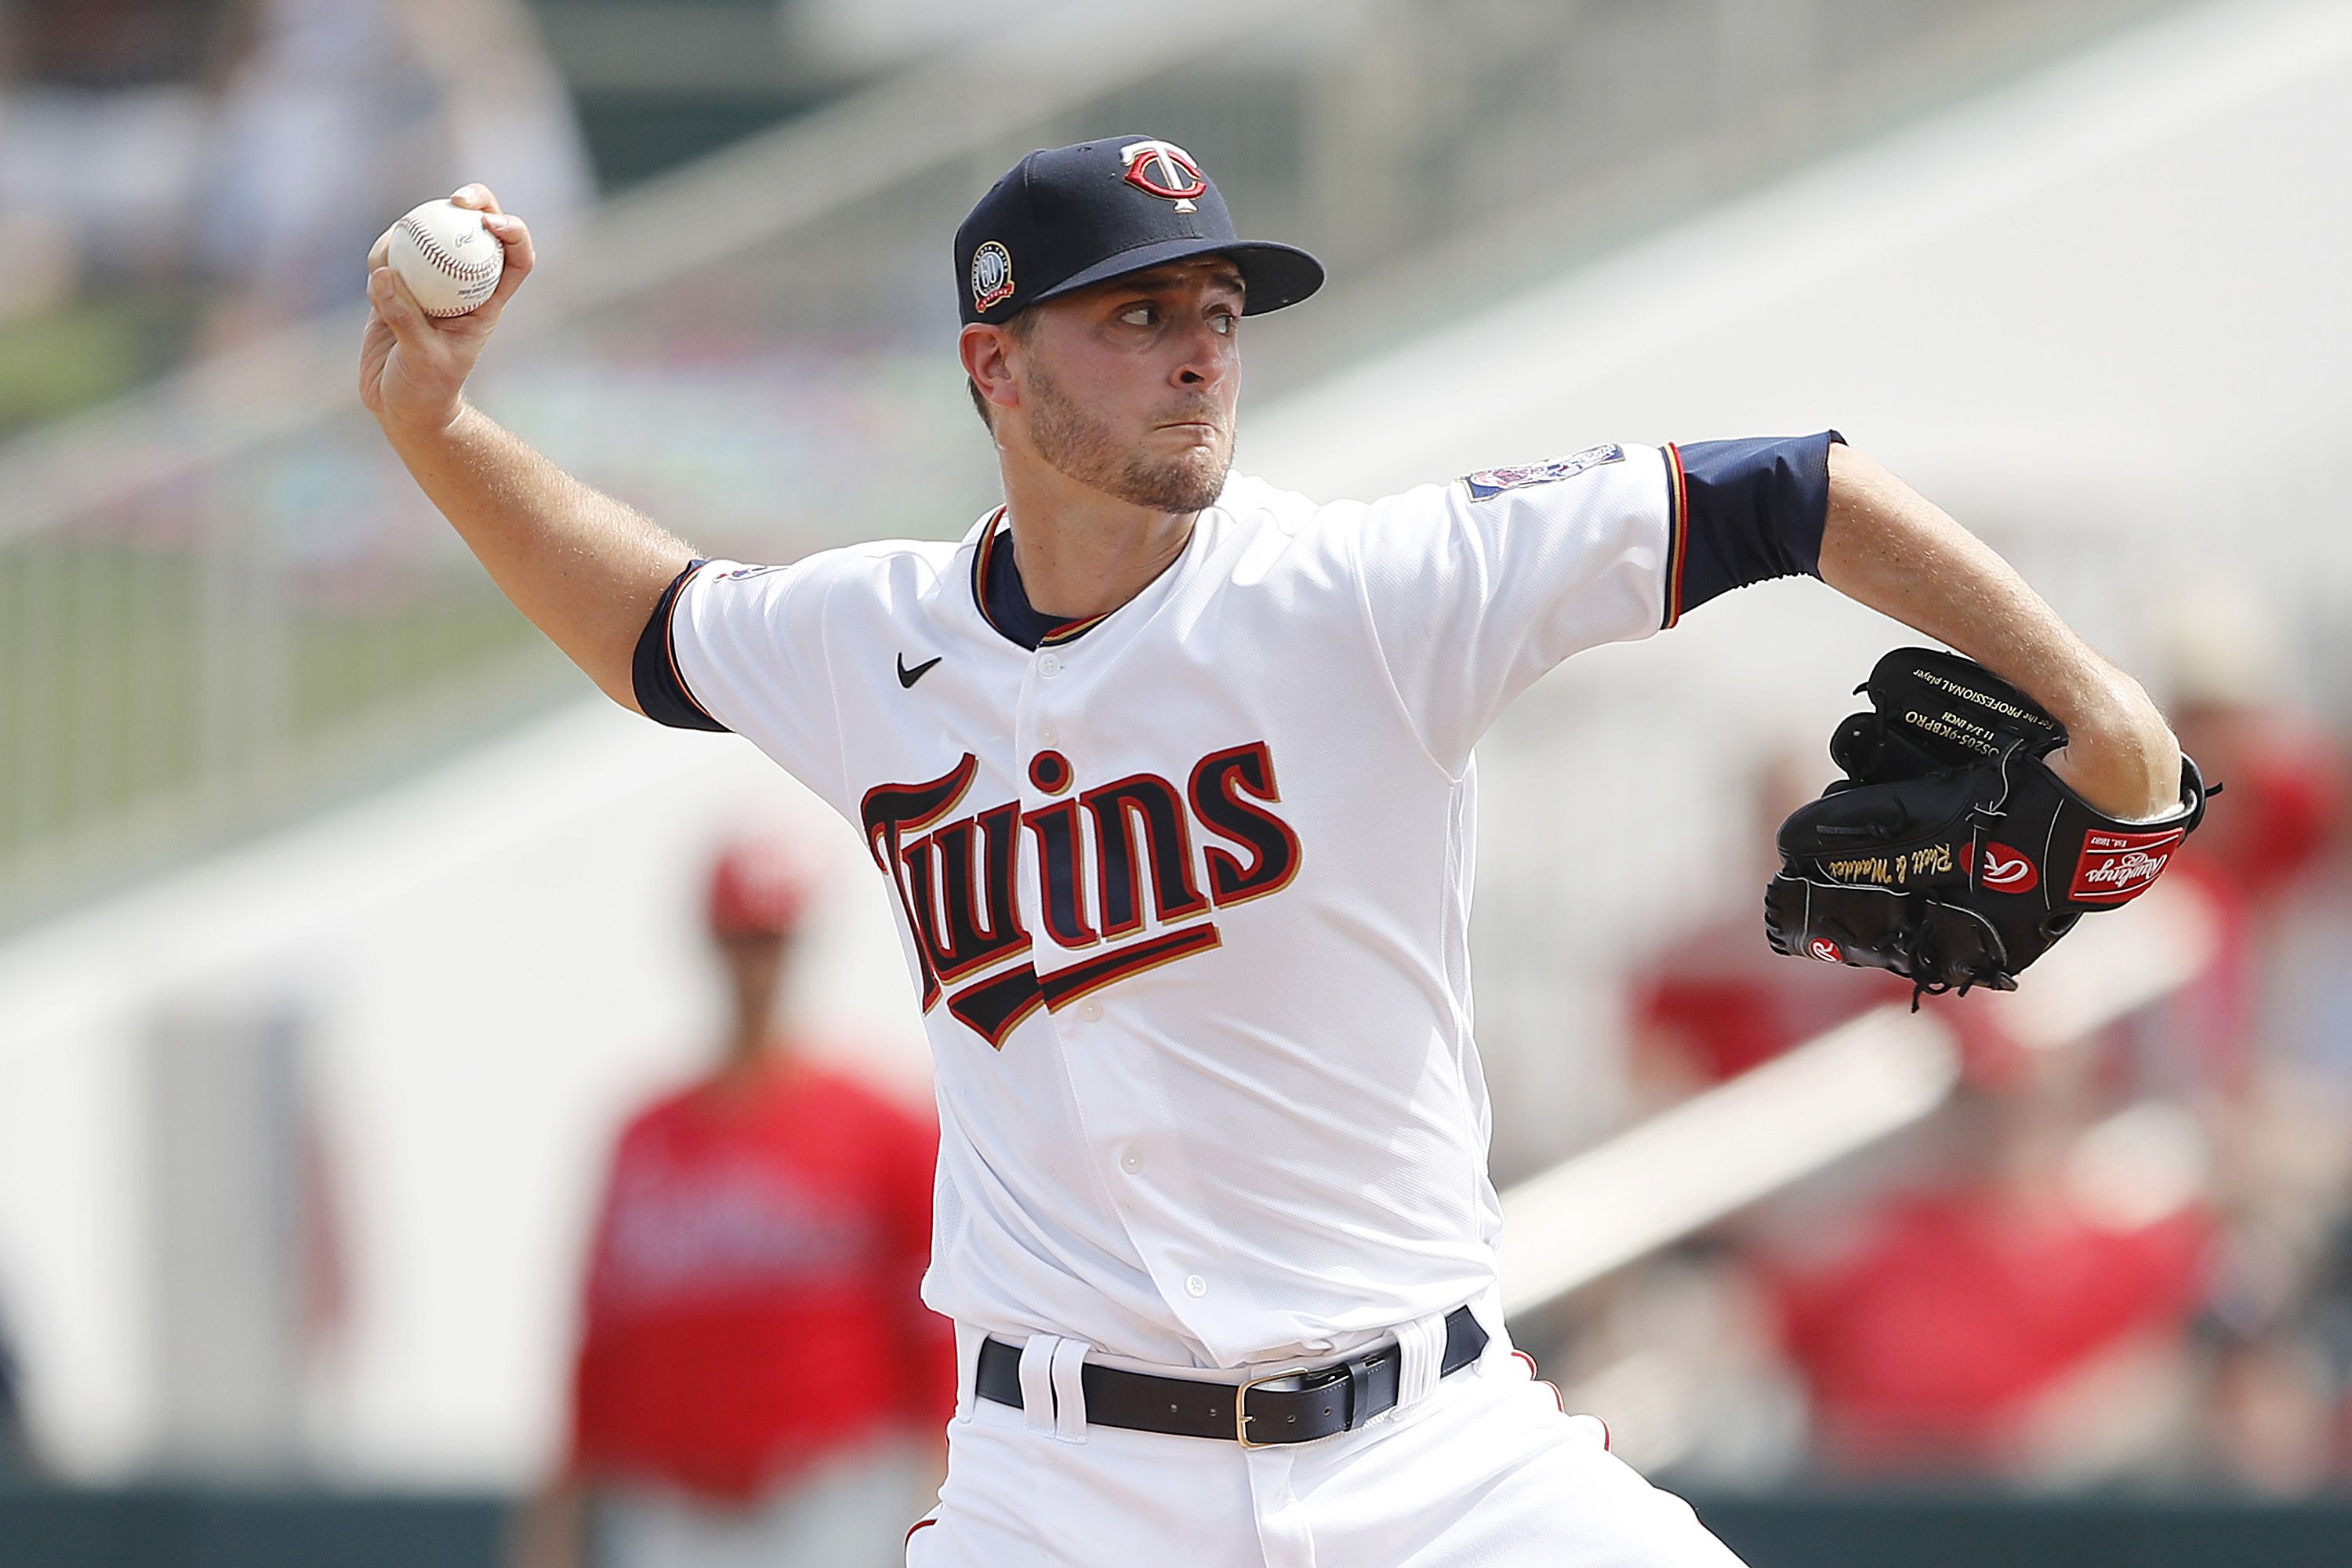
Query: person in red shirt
518 837 953 1568
1764 1060 2213 1479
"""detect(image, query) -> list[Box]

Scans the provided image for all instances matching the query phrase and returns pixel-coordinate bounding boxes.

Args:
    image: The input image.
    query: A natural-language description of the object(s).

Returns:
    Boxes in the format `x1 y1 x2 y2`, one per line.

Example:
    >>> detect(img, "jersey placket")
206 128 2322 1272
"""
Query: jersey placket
1010 593 1240 1350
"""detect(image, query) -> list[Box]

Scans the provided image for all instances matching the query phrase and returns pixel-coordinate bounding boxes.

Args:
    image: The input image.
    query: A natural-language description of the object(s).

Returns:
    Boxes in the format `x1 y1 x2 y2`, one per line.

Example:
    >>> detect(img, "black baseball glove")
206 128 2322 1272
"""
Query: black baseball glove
1764 648 2211 1004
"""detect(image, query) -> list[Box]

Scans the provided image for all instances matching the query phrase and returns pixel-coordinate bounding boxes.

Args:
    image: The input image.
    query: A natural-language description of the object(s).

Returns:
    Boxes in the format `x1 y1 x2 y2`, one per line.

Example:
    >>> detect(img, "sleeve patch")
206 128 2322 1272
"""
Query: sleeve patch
1462 443 1624 501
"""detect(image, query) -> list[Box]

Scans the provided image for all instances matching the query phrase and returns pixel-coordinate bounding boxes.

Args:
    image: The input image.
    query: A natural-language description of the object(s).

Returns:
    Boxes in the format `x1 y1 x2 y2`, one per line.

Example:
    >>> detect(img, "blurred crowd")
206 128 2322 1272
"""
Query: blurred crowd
1523 609 2352 1497
0 0 592 430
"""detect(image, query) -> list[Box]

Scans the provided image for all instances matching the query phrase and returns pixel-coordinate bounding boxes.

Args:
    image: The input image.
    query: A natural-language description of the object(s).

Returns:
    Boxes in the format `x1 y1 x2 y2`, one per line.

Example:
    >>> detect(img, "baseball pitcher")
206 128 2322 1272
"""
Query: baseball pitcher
361 136 2198 1566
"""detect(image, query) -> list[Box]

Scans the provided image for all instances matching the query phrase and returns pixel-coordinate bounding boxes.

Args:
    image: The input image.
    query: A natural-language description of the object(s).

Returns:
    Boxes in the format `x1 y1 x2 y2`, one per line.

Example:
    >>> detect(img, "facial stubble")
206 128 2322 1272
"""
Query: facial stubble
1025 358 1232 514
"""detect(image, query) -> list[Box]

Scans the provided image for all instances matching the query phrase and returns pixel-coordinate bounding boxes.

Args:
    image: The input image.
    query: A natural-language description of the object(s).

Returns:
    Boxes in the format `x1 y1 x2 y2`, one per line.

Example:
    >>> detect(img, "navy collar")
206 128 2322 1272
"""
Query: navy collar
971 513 1114 651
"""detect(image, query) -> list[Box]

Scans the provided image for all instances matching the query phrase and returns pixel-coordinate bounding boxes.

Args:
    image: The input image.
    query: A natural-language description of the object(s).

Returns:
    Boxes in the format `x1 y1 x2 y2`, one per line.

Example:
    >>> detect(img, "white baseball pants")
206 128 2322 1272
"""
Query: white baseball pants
904 1306 1751 1568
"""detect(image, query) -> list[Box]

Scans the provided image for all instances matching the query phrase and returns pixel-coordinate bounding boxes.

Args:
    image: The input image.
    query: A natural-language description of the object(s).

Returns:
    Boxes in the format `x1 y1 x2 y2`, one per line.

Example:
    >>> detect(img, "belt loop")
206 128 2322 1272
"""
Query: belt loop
953 1323 988 1423
1342 1356 1372 1429
1049 1338 1091 1443
1392 1310 1447 1416
1018 1334 1062 1435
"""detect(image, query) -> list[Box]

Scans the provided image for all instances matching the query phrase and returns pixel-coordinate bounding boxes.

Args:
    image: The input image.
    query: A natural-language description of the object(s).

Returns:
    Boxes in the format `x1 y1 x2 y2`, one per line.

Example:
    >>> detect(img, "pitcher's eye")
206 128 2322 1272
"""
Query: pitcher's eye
1210 310 1236 336
1119 304 1157 327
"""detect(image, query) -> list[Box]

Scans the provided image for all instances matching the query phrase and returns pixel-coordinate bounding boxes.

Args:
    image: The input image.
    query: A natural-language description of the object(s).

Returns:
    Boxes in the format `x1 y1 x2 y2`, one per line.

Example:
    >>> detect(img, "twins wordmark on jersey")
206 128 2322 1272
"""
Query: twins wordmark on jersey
862 740 1301 1048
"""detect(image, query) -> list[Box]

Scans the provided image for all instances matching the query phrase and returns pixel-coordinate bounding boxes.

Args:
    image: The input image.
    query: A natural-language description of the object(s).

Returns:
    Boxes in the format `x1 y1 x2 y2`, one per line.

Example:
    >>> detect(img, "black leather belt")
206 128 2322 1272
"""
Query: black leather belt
975 1305 1488 1447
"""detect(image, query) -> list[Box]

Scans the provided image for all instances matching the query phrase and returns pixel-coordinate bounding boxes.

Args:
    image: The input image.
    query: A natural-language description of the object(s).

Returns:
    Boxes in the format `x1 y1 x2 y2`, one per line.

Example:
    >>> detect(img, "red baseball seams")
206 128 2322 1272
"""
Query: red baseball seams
396 216 500 285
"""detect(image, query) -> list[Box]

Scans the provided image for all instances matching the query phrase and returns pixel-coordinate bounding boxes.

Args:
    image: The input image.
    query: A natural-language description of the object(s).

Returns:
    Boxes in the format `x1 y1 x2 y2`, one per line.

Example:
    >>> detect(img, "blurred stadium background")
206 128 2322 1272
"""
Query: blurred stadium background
5 0 2352 1562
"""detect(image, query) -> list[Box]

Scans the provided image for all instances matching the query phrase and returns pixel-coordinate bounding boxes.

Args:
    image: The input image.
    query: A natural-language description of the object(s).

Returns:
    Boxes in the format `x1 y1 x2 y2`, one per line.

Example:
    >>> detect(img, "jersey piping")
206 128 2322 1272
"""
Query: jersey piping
971 510 1141 650
1661 443 1690 631
633 558 726 731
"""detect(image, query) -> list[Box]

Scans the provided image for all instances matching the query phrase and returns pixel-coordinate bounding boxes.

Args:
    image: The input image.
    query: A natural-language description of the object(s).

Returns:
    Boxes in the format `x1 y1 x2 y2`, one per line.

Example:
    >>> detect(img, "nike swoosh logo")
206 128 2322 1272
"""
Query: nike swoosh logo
897 653 943 689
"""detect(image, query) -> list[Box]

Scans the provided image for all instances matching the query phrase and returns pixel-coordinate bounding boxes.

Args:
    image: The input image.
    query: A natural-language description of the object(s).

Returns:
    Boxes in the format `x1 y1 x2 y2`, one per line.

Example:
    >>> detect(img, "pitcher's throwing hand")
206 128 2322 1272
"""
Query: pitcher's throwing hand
360 184 534 438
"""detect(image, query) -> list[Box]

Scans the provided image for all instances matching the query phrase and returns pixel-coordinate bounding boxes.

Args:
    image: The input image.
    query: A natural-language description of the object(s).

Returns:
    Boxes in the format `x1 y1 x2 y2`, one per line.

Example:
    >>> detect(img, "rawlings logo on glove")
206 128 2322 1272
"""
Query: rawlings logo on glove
1958 840 2038 892
1764 648 2210 1004
2069 827 2186 901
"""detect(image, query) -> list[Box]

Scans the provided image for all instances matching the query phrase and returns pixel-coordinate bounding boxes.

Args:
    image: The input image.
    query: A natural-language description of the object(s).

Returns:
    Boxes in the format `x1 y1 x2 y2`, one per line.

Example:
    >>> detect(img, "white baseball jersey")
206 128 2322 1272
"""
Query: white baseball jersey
659 441 1687 1370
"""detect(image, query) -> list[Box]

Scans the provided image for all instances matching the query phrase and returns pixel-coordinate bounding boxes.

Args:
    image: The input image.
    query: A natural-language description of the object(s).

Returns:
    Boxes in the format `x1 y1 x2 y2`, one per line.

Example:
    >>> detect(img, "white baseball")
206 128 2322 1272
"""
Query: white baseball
387 198 505 318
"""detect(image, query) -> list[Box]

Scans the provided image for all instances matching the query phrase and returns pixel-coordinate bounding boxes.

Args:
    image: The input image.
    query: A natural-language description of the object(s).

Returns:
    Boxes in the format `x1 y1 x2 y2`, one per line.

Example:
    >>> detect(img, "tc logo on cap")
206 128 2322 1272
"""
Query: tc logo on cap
1120 140 1205 212
971 241 1014 311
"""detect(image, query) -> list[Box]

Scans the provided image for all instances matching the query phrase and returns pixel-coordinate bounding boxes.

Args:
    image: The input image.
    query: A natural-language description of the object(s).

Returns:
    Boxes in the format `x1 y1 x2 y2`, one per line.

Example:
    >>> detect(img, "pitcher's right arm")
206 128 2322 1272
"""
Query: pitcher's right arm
361 184 693 713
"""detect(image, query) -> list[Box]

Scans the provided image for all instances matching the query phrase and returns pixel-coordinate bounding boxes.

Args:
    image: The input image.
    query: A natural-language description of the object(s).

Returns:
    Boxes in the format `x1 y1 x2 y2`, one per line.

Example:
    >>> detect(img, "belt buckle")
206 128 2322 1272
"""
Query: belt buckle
1235 1367 1309 1448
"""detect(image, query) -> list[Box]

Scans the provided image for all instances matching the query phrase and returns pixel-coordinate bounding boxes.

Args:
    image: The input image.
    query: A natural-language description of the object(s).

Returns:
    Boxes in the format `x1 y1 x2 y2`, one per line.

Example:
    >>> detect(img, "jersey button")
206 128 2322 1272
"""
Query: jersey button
1080 1000 1102 1022
1036 652 1062 678
1185 1274 1208 1298
1039 724 1060 746
1120 1149 1144 1174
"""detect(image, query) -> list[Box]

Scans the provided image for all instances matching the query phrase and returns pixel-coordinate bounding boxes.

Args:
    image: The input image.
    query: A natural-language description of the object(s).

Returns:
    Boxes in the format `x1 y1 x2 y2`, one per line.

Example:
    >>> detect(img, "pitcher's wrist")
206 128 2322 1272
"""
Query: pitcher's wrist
377 395 475 451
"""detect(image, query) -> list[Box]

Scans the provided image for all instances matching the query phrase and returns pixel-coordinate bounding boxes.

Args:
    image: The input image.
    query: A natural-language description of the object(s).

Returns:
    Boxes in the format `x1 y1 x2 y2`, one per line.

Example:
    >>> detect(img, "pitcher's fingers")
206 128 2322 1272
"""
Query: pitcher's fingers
480 210 534 275
479 212 534 309
450 183 504 216
367 266 435 348
368 223 397 275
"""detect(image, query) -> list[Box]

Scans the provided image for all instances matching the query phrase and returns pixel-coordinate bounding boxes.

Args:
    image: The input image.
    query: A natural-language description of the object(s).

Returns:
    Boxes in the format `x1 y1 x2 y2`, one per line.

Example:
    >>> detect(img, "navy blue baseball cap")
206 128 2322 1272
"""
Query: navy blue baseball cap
955 135 1324 327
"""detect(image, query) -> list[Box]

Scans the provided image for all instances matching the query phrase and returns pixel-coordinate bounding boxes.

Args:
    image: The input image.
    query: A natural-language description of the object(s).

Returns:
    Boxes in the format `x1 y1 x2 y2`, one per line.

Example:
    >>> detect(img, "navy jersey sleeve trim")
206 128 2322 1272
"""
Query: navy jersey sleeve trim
632 559 728 731
1665 430 1845 623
